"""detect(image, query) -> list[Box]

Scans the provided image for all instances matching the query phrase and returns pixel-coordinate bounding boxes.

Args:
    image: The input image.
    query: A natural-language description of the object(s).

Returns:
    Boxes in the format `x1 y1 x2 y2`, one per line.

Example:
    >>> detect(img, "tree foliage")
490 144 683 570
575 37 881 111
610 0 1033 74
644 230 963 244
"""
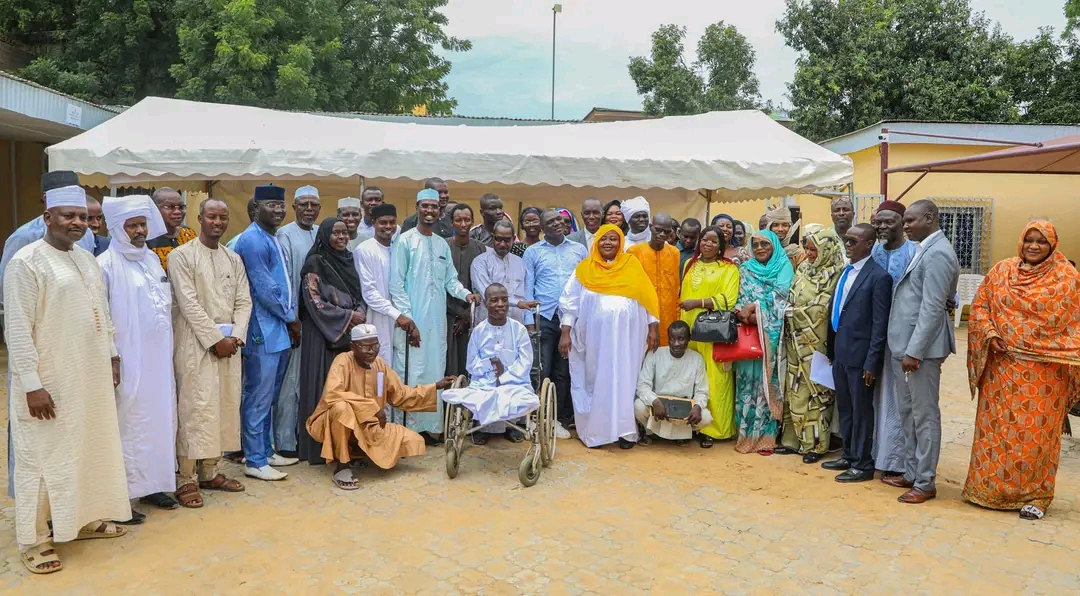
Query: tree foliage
628 22 761 116
2 0 468 113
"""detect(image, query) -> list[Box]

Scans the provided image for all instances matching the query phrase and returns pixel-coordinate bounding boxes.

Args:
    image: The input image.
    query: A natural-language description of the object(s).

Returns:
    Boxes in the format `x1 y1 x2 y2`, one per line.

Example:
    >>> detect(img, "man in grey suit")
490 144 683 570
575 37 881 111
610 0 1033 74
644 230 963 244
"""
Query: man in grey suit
567 197 603 249
882 200 960 504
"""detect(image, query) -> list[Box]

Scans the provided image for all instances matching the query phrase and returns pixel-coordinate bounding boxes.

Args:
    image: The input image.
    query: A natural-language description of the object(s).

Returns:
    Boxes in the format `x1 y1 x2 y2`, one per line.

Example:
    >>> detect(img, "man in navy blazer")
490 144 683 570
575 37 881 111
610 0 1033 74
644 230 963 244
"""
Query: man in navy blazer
824 224 892 482
233 184 301 481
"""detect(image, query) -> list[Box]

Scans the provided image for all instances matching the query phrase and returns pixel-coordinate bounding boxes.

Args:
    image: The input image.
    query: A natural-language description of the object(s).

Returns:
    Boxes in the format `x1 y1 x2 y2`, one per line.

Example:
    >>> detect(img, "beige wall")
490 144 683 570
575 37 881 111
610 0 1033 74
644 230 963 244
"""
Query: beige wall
847 144 1080 266
0 140 48 251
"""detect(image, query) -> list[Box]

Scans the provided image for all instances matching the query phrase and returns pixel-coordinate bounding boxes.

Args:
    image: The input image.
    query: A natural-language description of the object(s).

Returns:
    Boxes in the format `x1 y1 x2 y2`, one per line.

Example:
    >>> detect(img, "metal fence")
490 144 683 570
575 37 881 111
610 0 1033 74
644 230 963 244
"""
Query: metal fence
927 197 994 274
852 194 884 225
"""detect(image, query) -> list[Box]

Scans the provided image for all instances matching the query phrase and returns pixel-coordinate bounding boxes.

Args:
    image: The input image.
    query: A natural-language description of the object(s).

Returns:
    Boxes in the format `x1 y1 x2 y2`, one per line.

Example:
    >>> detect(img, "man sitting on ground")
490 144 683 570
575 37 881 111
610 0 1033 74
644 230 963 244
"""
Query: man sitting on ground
442 284 539 445
306 325 456 490
635 321 711 444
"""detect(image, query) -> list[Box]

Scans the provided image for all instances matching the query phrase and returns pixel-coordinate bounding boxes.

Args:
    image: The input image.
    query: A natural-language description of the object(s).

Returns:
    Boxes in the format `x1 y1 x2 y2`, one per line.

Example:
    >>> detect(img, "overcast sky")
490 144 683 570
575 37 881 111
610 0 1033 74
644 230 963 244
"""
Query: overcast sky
440 0 1068 120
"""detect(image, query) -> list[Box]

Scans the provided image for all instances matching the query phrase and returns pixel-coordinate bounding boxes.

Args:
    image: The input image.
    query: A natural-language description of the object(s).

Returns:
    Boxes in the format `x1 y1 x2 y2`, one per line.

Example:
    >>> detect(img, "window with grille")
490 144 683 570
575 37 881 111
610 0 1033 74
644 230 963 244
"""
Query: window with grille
928 197 993 274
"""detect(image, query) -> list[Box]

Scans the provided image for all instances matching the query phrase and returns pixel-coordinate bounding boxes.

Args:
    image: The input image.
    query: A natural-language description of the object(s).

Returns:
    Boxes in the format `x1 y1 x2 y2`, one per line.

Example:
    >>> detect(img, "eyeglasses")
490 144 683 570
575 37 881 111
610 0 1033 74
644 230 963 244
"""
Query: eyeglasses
354 342 381 353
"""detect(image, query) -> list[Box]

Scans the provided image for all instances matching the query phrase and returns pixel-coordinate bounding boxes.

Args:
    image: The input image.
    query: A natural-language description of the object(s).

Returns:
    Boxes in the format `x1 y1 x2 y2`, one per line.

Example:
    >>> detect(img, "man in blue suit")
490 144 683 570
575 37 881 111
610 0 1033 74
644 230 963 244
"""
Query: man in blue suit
233 185 301 481
824 224 892 483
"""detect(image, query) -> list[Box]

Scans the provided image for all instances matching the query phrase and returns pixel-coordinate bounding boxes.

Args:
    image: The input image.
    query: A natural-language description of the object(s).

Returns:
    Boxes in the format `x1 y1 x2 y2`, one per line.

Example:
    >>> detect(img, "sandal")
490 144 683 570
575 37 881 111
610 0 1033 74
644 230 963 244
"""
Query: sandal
333 469 360 491
471 432 489 446
699 435 714 449
176 483 204 509
758 449 775 456
140 492 180 510
21 542 62 574
199 474 245 493
1020 505 1045 520
76 521 128 541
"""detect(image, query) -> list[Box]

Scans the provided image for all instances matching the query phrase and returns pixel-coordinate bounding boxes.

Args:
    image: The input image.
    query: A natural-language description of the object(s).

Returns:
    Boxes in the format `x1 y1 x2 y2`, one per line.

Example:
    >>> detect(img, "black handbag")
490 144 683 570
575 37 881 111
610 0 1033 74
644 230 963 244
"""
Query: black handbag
690 296 738 344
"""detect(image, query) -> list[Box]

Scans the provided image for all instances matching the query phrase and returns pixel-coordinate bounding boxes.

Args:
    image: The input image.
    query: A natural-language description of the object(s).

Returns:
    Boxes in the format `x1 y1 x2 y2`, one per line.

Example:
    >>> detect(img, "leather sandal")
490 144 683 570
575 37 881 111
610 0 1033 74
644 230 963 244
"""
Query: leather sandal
199 474 245 493
176 482 204 509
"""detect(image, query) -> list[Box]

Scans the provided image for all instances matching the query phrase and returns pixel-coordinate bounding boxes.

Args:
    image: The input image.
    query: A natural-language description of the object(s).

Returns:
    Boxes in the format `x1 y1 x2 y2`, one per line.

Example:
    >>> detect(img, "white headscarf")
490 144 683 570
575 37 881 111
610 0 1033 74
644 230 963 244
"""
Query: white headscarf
620 196 652 244
45 185 87 209
103 195 167 260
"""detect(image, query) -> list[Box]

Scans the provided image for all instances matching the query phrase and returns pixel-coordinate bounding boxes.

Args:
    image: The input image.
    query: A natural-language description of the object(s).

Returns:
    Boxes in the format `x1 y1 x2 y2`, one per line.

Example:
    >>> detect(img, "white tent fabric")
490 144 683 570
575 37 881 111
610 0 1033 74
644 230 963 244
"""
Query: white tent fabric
47 97 852 202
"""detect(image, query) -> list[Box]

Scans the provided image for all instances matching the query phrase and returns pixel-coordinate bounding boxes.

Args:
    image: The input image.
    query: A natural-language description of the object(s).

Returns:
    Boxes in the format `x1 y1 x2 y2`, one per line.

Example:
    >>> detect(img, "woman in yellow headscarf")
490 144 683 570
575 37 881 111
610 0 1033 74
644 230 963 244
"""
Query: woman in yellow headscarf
558 224 660 449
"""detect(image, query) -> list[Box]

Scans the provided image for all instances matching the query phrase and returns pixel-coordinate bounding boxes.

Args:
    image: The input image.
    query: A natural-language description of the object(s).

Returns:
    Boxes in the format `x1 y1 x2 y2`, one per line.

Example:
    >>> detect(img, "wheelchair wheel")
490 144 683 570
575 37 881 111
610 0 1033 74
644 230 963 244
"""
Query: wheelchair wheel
446 447 460 479
538 378 557 467
442 375 469 438
518 449 541 487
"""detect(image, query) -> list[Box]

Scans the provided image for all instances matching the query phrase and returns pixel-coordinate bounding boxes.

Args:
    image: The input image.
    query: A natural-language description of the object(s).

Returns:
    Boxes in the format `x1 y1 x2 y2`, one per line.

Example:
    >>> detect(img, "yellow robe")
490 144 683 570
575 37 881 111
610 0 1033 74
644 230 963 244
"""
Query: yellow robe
679 259 741 439
306 353 437 468
627 242 681 346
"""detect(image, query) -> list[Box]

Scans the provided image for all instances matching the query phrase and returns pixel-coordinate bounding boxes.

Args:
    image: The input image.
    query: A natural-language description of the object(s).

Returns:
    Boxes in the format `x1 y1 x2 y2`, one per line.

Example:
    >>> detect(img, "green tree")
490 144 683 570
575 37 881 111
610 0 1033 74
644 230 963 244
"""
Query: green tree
777 0 1018 141
628 21 761 116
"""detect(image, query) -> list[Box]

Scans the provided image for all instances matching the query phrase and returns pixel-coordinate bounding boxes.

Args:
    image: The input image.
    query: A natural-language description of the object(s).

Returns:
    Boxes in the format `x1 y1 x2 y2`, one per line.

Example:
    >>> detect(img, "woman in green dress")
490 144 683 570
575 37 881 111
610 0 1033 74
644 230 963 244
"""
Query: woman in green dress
776 230 844 463
679 226 741 447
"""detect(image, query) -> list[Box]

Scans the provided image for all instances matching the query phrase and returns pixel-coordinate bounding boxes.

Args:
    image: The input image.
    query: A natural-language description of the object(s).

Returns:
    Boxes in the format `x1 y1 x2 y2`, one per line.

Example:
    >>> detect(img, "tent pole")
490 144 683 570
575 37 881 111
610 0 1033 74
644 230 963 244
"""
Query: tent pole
704 190 713 224
359 175 365 194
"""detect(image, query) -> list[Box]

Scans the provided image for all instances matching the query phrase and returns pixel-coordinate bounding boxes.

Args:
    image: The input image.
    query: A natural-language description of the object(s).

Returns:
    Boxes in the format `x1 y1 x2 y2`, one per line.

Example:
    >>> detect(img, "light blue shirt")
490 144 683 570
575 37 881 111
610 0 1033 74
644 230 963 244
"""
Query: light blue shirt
0 215 96 305
523 238 589 323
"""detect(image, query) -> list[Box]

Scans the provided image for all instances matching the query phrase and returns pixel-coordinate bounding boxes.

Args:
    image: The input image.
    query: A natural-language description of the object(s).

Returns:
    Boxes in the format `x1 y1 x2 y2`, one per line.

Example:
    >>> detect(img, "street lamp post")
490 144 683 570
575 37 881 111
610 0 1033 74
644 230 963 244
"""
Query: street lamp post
551 4 562 120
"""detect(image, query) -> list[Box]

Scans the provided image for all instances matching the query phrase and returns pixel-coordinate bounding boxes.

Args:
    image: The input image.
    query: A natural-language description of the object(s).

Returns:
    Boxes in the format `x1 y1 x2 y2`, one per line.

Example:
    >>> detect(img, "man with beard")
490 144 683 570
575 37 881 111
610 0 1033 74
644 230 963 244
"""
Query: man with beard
400 177 454 238
5 183 131 573
567 197 603 249
147 187 197 271
354 186 399 245
169 199 251 508
85 196 111 256
98 195 178 518
676 218 701 276
470 193 505 248
233 185 301 480
446 204 487 377
620 196 652 250
390 189 481 443
523 209 588 438
273 185 322 458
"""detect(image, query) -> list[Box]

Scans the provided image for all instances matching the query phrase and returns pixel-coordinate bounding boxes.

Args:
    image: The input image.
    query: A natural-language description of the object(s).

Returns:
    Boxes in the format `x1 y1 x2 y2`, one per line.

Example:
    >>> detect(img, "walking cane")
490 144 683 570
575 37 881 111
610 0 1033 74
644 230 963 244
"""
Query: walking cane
402 341 410 428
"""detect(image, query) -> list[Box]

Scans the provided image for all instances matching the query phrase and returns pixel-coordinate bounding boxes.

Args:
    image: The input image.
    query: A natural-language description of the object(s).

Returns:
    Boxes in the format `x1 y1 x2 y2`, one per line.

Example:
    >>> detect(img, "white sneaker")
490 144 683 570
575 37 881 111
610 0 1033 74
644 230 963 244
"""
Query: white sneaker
244 465 288 481
268 453 299 467
555 421 571 440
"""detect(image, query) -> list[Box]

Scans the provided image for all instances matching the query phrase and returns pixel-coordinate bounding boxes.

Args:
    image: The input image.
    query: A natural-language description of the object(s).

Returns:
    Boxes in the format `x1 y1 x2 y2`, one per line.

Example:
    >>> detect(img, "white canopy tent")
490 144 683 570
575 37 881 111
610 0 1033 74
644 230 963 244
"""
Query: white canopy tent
48 97 851 198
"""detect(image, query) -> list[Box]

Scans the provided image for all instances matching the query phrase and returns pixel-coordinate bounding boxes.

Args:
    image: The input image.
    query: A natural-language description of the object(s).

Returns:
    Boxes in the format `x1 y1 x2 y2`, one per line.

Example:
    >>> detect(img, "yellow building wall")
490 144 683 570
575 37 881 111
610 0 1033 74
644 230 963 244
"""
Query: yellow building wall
846 143 1080 266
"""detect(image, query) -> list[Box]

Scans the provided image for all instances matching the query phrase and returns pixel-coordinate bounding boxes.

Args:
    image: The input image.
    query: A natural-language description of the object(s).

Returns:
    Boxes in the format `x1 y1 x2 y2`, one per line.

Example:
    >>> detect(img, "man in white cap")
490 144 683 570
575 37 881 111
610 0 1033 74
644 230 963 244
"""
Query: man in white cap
98 195 179 521
5 182 132 574
272 185 322 457
338 197 364 251
620 196 652 250
389 188 481 443
305 324 456 490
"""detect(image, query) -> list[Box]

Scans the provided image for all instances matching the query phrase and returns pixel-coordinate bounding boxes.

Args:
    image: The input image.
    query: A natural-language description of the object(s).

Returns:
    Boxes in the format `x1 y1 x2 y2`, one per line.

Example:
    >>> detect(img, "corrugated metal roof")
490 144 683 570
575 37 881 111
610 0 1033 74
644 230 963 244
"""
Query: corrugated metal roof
821 119 1080 155
316 111 580 126
0 70 119 141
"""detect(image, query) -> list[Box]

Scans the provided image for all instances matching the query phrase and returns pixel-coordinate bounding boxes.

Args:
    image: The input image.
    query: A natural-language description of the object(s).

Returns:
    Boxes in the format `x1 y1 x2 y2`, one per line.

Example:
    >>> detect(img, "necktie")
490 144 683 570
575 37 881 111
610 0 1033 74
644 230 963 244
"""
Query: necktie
832 265 854 332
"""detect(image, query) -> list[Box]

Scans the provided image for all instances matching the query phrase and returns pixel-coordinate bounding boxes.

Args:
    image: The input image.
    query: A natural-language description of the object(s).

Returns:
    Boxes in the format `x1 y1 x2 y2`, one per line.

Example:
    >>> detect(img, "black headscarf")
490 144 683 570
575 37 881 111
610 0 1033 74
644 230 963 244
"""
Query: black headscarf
300 217 363 303
602 199 629 233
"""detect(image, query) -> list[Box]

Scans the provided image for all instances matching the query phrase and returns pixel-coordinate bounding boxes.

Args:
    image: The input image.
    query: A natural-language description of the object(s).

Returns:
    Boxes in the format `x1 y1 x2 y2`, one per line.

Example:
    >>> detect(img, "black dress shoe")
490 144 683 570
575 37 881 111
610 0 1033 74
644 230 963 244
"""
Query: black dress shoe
774 446 799 455
802 452 823 464
835 468 875 483
618 438 635 449
116 509 146 525
821 458 851 471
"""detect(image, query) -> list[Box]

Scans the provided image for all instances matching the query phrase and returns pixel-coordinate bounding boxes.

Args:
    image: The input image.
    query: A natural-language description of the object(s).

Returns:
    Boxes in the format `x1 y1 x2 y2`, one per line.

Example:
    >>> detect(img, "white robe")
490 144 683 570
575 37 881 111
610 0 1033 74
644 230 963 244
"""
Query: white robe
355 238 400 365
99 246 178 498
470 249 528 324
4 240 131 545
442 319 537 431
559 278 657 447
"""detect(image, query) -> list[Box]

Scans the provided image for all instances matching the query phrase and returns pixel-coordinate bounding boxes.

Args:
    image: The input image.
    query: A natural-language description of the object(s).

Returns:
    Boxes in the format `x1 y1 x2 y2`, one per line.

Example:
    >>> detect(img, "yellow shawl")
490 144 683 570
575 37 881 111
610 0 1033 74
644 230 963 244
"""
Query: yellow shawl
574 224 660 317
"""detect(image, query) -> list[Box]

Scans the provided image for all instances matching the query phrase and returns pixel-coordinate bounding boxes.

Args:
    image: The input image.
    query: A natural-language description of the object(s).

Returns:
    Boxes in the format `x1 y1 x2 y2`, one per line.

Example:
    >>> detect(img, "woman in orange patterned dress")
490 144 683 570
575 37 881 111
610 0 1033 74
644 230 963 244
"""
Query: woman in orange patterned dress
963 220 1080 520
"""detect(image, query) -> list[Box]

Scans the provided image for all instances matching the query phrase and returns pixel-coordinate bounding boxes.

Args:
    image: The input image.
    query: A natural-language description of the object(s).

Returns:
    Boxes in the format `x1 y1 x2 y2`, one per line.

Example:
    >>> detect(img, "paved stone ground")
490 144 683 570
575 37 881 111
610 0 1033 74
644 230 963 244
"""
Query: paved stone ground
2 330 1079 595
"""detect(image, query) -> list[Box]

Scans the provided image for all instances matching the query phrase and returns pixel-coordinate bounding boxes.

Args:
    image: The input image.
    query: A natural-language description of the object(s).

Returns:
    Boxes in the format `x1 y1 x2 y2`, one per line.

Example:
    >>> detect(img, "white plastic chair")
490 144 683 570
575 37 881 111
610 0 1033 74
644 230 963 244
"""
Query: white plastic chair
954 274 985 327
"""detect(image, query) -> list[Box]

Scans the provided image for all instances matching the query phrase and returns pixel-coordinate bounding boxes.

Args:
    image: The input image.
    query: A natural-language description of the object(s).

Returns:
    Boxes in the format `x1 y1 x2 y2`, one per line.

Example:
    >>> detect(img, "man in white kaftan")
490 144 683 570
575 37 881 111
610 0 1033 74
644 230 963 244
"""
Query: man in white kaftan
170 198 252 504
389 189 479 436
620 196 652 250
273 185 321 455
98 195 178 507
635 321 711 441
443 284 538 437
5 184 131 568
470 220 534 324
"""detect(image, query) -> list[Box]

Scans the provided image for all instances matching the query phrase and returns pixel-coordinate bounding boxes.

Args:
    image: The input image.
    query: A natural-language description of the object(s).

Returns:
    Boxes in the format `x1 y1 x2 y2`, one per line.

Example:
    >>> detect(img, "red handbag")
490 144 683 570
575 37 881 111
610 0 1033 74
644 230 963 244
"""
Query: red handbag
712 323 763 362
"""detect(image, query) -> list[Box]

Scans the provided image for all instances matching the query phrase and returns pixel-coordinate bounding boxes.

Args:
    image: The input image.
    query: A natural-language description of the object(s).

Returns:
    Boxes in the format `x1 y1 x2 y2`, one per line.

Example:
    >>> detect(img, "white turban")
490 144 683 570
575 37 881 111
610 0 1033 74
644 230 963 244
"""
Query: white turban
45 185 87 210
351 324 379 341
295 185 319 199
620 196 650 221
102 195 168 259
338 197 361 210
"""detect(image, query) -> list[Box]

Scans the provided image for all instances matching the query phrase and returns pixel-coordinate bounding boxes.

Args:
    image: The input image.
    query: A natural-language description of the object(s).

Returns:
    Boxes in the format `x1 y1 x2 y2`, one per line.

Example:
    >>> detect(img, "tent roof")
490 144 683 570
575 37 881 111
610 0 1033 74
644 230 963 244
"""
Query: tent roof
885 134 1080 176
46 97 852 202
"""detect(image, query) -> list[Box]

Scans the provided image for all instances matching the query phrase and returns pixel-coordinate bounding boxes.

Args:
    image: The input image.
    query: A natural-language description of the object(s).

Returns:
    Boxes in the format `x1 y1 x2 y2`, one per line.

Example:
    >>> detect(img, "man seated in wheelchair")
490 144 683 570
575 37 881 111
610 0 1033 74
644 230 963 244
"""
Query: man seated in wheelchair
443 283 538 445
305 324 457 490
635 321 711 445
